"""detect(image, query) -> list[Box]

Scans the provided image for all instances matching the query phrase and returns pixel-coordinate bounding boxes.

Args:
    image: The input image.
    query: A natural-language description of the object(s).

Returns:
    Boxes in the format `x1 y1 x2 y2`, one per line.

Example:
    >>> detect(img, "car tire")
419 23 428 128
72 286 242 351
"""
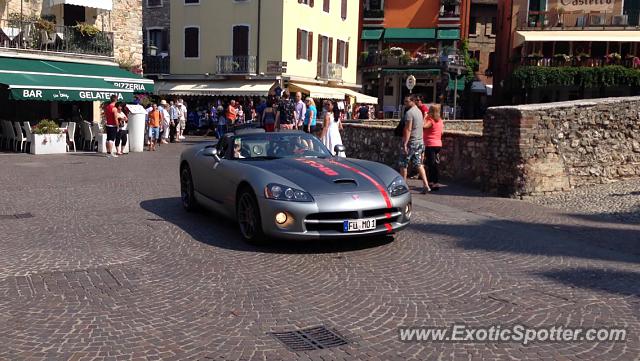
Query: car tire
180 166 198 212
236 189 267 245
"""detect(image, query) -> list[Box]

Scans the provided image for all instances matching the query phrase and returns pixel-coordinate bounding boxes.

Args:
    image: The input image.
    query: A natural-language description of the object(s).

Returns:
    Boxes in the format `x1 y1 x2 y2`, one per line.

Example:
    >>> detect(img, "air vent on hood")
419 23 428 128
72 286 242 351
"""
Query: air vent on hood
333 178 358 186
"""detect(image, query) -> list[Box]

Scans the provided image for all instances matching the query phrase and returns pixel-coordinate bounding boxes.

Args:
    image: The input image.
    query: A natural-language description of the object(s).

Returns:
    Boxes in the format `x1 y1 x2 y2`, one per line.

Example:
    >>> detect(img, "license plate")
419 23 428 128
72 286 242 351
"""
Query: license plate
343 218 377 232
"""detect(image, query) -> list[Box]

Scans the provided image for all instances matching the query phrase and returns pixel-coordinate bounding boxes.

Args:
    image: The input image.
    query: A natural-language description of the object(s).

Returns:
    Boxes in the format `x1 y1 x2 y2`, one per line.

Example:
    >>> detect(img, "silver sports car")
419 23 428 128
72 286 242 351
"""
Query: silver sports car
179 129 411 244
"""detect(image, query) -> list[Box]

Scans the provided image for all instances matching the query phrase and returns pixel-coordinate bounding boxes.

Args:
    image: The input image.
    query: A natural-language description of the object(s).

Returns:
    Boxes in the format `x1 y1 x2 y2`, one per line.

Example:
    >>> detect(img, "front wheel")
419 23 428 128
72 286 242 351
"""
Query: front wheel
236 189 267 245
180 166 198 212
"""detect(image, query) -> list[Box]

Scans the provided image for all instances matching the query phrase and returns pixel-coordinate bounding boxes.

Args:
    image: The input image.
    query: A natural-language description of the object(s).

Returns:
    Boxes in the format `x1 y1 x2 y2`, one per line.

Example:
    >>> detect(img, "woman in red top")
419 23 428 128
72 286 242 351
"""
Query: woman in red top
423 104 444 191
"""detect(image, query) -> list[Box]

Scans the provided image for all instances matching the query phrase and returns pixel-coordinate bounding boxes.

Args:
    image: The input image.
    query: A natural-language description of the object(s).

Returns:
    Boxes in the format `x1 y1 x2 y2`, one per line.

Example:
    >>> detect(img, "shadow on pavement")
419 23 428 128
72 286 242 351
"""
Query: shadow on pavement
534 268 640 298
566 207 640 226
140 197 394 254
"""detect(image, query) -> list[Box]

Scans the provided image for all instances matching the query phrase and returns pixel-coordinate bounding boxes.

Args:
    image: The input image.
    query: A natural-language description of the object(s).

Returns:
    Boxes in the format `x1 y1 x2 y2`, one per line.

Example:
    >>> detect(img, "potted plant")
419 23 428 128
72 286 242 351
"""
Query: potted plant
607 52 622 65
73 22 101 38
30 119 66 155
554 53 570 65
555 6 566 27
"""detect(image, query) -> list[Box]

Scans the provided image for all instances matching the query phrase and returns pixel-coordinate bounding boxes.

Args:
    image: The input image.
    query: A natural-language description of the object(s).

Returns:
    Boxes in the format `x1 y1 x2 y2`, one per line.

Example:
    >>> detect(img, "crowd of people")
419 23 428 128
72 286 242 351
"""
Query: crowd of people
398 94 444 193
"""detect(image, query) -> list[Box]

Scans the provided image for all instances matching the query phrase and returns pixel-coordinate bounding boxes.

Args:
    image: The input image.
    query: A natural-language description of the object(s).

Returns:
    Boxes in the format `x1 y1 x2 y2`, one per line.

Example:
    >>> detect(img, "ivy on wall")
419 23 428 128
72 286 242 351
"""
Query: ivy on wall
509 66 640 89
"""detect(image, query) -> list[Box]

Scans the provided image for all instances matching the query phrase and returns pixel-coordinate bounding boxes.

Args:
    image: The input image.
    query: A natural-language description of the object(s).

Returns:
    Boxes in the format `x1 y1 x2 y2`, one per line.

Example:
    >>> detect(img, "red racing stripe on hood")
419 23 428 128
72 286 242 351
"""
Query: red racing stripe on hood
328 160 392 209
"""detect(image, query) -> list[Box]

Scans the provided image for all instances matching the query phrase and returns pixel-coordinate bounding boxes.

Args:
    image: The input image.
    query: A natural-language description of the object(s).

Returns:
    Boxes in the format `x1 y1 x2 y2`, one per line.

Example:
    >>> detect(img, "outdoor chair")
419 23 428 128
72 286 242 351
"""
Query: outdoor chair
13 122 26 152
0 120 9 150
90 123 101 151
40 30 56 51
4 121 17 151
21 122 32 153
80 121 93 151
66 121 76 152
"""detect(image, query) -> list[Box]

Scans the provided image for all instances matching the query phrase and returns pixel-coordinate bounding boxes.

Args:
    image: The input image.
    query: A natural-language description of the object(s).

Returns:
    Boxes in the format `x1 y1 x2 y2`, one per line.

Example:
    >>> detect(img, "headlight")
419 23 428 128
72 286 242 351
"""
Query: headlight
387 176 408 197
264 183 314 202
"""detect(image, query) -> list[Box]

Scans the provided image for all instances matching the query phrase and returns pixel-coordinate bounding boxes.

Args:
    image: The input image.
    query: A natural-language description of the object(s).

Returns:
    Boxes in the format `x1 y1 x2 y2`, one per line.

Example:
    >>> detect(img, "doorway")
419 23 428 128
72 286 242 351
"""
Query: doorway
64 4 86 27
232 25 249 57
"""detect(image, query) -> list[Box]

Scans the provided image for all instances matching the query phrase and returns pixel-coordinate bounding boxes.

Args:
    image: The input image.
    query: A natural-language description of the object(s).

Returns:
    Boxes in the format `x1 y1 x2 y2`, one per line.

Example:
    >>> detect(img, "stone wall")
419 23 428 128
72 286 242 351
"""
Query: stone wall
341 123 485 185
484 97 640 197
347 119 483 133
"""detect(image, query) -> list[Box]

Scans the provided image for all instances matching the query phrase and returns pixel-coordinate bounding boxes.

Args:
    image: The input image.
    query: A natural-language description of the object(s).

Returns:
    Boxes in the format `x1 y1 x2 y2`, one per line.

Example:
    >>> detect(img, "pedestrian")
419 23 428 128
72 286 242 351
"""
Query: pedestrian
216 106 227 139
169 100 179 142
261 100 277 132
294 91 306 129
159 100 170 144
399 95 430 193
176 99 187 141
255 98 267 125
104 94 119 157
358 104 369 120
115 102 128 155
320 100 345 157
275 91 296 130
417 97 430 119
147 103 161 151
226 99 238 127
237 105 245 124
303 98 317 134
423 103 444 191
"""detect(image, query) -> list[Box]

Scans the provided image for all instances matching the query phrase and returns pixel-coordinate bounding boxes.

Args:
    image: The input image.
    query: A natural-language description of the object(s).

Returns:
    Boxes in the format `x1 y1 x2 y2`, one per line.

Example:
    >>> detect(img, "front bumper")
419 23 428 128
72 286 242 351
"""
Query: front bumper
258 191 411 240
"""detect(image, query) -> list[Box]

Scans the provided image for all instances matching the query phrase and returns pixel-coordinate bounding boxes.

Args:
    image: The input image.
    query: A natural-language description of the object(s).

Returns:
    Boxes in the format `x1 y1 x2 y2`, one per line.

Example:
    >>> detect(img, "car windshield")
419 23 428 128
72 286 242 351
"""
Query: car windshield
232 132 333 160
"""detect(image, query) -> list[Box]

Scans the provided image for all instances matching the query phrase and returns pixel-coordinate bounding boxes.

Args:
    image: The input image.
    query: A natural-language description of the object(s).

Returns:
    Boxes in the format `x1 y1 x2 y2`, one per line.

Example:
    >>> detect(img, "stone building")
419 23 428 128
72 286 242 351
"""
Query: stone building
466 0 497 117
0 0 151 124
142 0 170 76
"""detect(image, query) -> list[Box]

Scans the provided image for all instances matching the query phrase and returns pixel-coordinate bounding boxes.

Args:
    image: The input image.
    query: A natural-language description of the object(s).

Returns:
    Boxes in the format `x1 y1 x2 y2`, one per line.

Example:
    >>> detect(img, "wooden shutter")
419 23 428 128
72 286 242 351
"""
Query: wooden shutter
328 37 333 63
309 0 314 7
318 34 322 62
308 31 313 61
323 0 330 12
296 29 301 60
341 0 347 19
336 40 342 66
298 0 303 3
345 41 349 67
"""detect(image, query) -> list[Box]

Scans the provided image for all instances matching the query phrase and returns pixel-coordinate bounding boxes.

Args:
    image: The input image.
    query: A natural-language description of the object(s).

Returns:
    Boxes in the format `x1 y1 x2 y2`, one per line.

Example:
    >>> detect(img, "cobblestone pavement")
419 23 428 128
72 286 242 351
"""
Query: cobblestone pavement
0 138 639 361
528 179 640 224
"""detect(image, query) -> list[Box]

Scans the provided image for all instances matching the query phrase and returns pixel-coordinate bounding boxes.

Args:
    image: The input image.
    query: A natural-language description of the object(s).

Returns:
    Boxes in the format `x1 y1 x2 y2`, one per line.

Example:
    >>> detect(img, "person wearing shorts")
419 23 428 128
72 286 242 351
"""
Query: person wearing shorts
104 94 119 157
147 103 161 151
399 95 431 193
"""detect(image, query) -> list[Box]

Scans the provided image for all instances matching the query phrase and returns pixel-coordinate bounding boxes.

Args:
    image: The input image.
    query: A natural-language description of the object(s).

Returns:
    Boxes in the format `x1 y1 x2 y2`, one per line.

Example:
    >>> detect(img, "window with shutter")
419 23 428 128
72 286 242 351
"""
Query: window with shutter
323 0 330 12
297 29 311 60
296 29 302 60
308 32 313 61
328 37 333 63
184 27 199 58
341 0 347 19
345 42 349 67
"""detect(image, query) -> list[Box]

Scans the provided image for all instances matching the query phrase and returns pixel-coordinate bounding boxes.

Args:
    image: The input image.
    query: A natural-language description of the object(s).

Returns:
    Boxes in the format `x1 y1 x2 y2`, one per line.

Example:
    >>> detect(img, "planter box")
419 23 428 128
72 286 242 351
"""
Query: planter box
30 133 67 155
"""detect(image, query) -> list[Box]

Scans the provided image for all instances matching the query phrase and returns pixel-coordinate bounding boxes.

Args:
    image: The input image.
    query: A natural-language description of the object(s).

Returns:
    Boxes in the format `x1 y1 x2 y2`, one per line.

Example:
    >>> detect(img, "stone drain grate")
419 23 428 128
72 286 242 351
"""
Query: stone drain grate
270 326 348 352
0 212 34 220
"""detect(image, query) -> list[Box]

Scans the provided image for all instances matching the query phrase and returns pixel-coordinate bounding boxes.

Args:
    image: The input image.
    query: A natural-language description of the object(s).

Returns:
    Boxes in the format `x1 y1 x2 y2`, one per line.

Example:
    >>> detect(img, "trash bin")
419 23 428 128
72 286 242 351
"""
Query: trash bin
126 104 147 152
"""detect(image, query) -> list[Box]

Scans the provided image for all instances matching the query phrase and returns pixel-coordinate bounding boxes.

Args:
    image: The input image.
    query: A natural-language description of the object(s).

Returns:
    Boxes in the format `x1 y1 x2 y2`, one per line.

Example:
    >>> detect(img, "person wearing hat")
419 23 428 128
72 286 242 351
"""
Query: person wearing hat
159 100 171 144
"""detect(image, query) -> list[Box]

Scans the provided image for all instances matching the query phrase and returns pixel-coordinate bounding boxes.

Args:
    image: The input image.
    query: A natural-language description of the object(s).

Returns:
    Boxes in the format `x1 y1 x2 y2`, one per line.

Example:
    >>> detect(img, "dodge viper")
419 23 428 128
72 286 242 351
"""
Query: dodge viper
179 129 411 243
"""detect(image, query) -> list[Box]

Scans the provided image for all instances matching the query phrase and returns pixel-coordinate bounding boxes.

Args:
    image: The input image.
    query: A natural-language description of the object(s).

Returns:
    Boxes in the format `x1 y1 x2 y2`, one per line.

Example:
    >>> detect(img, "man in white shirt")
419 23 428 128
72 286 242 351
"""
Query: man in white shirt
177 99 187 141
168 100 178 142
159 100 171 144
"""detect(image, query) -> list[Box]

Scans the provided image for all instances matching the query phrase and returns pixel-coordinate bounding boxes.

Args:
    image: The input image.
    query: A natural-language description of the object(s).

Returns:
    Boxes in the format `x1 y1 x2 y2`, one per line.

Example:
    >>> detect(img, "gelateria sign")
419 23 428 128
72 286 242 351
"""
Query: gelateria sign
10 88 134 102
557 0 616 12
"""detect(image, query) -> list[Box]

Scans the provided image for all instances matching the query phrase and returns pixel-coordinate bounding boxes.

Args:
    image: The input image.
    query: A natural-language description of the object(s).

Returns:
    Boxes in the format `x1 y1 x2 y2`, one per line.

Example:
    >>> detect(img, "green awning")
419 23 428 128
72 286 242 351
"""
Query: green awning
0 57 154 99
383 28 436 42
383 69 441 75
448 78 466 91
437 29 461 40
2 73 134 102
361 29 384 40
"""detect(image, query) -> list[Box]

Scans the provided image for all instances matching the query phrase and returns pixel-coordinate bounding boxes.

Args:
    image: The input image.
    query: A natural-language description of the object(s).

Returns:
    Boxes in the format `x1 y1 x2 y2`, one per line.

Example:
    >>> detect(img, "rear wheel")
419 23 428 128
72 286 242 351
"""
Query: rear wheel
180 166 198 212
236 189 267 245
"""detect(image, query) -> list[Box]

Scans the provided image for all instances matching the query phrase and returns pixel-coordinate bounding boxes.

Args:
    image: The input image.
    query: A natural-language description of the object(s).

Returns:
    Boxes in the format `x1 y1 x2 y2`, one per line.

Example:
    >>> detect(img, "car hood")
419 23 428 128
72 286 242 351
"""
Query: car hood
247 157 389 196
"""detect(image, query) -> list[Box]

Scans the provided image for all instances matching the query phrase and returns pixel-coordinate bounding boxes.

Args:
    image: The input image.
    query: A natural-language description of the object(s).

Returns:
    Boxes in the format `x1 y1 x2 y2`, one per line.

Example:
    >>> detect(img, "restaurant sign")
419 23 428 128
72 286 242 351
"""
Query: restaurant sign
112 81 153 93
11 88 134 102
557 0 615 12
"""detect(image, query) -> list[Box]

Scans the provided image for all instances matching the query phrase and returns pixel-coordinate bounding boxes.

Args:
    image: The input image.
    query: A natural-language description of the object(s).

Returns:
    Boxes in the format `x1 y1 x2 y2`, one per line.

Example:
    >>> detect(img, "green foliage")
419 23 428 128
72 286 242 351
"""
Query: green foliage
32 120 61 135
459 39 475 82
74 22 101 37
510 66 640 89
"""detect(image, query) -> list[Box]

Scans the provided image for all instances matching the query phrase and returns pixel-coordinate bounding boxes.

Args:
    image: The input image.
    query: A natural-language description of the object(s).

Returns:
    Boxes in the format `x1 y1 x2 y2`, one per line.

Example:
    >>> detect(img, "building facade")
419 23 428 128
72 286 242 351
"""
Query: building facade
158 0 368 102
0 0 150 123
494 0 640 104
466 0 497 117
358 0 471 117
143 0 171 76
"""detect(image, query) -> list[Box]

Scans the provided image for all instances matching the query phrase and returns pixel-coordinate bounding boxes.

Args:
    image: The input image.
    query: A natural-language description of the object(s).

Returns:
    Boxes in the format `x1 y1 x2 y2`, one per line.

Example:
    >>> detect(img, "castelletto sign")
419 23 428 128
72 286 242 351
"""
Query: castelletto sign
557 0 615 12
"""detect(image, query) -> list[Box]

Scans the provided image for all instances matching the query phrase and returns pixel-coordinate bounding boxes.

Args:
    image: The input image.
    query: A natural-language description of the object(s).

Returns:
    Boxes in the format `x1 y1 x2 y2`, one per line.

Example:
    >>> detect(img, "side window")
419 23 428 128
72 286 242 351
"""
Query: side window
217 136 230 158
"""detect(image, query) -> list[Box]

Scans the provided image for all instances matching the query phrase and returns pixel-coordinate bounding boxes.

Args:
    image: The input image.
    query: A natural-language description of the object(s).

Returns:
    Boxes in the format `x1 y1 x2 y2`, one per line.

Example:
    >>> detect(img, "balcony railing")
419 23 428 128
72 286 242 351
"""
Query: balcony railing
520 56 640 69
143 55 170 75
317 62 343 80
216 55 256 75
0 19 114 57
360 51 465 68
517 10 640 30
440 0 461 18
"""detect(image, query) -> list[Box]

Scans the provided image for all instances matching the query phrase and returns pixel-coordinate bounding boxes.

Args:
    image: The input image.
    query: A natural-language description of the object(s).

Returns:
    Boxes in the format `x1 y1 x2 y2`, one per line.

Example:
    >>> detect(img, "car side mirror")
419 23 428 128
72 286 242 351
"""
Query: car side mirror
202 147 221 162
334 144 346 156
